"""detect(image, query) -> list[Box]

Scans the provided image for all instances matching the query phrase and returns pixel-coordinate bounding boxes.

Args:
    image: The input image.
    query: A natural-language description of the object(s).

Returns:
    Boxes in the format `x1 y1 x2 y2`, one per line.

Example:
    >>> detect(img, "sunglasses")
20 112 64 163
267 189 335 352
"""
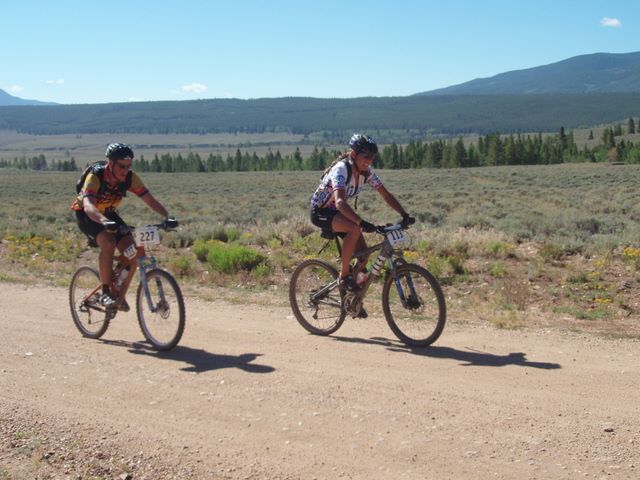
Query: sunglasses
115 161 132 170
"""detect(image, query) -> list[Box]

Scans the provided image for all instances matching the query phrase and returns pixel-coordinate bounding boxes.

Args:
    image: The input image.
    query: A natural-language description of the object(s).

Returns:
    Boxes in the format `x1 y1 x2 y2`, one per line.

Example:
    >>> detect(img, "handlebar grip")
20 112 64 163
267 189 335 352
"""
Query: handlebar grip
401 215 416 228
164 218 179 229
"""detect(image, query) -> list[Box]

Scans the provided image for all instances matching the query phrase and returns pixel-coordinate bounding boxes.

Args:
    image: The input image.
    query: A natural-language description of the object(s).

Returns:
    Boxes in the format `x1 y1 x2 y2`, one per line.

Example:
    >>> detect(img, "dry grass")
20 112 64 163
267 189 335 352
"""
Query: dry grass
3 164 640 338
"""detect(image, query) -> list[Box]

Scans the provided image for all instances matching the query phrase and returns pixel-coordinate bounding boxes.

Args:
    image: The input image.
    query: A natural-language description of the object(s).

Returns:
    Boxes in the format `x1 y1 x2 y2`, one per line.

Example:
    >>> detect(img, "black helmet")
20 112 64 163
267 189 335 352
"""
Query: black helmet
105 142 134 160
349 134 378 155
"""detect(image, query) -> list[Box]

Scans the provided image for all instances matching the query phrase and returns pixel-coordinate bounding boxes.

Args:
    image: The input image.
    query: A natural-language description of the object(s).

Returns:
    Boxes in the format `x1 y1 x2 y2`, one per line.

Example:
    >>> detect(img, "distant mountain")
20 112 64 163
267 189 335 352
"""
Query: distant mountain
0 88 57 106
417 52 640 95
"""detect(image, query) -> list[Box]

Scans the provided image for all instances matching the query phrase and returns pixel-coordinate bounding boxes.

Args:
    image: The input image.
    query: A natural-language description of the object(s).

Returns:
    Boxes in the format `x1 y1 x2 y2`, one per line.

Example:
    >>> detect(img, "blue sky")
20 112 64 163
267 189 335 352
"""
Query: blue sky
2 0 638 104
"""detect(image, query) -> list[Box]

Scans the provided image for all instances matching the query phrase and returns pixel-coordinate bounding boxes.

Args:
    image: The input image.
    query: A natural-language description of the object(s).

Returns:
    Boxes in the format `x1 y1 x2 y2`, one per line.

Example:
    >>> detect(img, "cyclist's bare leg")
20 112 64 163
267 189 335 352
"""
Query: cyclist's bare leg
354 235 369 272
115 235 138 298
331 213 362 278
96 231 117 287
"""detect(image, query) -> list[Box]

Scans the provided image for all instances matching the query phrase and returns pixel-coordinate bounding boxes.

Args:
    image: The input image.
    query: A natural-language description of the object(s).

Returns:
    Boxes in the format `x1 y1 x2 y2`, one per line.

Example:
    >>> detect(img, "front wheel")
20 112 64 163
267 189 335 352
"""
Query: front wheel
382 264 446 347
289 259 346 335
69 266 111 339
136 269 185 351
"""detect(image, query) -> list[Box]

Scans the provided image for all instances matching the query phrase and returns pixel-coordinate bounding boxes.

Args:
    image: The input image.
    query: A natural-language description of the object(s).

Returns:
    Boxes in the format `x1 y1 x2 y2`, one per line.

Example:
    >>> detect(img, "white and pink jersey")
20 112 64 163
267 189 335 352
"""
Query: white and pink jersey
310 159 384 210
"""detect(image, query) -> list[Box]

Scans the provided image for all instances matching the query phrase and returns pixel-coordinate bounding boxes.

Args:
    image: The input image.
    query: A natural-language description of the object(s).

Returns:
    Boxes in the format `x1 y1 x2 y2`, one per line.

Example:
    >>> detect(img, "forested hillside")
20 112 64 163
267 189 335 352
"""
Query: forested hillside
1 94 640 139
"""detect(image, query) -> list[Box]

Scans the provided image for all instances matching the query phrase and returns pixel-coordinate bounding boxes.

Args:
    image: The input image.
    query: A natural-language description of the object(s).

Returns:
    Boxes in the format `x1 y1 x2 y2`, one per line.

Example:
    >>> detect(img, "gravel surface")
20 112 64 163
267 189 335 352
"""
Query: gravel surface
1 282 639 479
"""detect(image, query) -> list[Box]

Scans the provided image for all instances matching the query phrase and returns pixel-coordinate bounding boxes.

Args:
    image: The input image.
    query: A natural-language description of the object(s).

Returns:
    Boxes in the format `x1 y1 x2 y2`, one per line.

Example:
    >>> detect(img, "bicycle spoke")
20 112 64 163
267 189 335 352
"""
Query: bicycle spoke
383 264 446 347
136 269 185 350
289 259 346 335
69 266 111 339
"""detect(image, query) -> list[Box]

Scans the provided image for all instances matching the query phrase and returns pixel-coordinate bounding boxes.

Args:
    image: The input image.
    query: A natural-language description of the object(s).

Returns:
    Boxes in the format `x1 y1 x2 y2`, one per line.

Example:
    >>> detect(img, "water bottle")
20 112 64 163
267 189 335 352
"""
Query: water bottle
370 254 387 277
115 266 130 290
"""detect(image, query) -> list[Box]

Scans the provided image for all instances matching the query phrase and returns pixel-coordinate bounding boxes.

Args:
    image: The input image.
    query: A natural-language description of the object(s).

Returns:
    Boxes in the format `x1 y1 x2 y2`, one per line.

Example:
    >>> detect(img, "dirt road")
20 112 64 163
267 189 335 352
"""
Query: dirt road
1 281 639 479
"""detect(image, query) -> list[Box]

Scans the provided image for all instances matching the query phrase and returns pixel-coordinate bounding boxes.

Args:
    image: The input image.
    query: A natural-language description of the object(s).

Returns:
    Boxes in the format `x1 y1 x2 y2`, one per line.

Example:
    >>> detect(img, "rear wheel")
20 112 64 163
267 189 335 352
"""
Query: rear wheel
382 264 446 347
69 266 111 339
289 259 346 335
136 269 185 351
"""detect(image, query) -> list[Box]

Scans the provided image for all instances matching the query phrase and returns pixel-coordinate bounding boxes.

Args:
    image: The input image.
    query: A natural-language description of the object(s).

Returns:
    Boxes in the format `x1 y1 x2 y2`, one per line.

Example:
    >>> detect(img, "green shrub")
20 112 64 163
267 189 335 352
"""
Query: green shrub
426 255 447 279
203 240 267 274
253 263 272 278
447 255 466 275
193 239 210 262
486 240 514 259
567 272 590 283
539 243 564 262
168 254 196 277
489 261 508 277
225 227 241 243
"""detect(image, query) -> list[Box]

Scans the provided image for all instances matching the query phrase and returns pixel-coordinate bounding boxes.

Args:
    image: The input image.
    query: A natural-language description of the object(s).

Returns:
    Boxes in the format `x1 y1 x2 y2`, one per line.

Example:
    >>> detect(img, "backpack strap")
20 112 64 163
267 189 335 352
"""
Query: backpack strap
120 170 133 195
88 163 131 196
343 158 352 185
91 163 108 196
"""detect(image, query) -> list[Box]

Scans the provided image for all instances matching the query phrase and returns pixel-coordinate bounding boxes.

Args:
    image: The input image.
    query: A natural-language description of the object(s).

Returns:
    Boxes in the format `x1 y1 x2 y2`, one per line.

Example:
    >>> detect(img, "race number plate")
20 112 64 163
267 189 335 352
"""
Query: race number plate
133 226 160 246
386 228 408 248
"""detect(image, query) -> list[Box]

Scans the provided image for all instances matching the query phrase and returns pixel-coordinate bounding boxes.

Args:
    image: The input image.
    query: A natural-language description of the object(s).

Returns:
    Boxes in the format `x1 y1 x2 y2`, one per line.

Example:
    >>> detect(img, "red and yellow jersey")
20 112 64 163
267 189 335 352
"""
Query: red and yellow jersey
71 170 149 213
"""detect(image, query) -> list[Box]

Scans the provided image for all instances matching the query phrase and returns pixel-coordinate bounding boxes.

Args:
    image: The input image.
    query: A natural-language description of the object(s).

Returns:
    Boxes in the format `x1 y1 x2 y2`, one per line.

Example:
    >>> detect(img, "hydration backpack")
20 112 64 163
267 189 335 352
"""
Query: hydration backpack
76 161 132 195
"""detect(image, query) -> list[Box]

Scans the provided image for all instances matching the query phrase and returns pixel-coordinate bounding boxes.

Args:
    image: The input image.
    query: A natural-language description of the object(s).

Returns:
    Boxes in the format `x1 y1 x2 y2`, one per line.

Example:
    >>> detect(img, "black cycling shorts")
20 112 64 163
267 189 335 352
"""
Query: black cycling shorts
310 208 339 231
75 209 128 247
310 208 347 240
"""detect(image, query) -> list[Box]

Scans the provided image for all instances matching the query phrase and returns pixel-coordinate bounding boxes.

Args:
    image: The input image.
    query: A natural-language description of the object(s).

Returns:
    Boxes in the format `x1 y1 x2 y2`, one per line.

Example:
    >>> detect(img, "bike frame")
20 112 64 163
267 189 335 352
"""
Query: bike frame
79 224 168 316
320 224 414 313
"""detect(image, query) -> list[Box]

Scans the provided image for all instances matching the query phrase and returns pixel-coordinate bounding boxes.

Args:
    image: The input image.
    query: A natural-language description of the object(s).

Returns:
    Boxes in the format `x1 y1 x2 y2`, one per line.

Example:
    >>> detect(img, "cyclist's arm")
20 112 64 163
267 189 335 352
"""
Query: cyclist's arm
139 191 168 219
82 196 111 224
333 188 363 225
376 185 408 217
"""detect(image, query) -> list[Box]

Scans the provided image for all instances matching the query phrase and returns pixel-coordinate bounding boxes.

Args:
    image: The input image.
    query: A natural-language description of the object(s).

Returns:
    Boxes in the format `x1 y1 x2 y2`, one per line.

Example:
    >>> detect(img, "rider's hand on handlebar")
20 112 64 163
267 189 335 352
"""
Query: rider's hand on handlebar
360 219 377 233
163 217 179 230
401 212 416 227
102 220 118 233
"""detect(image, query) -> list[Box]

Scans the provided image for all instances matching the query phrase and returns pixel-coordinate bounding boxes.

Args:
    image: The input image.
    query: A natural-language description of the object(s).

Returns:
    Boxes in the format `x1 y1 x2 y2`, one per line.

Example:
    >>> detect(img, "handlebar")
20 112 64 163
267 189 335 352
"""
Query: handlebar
142 218 179 232
374 217 415 235
104 218 179 235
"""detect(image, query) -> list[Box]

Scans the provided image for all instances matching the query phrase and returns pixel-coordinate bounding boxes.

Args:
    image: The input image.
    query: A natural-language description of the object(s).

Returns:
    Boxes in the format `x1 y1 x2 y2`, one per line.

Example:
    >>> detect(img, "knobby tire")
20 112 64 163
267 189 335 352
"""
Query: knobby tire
382 263 446 347
69 266 111 339
136 268 185 351
289 259 346 335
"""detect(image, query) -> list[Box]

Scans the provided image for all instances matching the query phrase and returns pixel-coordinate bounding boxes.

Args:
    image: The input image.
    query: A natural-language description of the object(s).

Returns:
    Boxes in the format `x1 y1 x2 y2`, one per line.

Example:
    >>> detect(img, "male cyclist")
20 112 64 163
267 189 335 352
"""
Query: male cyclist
71 143 174 309
310 134 414 303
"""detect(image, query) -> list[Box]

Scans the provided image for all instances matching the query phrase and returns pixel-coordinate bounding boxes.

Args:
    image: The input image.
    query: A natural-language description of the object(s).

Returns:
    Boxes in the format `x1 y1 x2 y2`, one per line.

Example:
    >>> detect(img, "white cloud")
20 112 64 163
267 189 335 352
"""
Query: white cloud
8 85 24 93
600 17 621 28
46 79 65 85
182 83 208 94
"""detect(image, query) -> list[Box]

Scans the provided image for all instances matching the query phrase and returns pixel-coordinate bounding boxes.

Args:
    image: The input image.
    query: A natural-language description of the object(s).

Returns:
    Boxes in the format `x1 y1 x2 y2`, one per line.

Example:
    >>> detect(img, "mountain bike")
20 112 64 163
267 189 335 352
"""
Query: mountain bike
69 220 185 351
289 220 446 347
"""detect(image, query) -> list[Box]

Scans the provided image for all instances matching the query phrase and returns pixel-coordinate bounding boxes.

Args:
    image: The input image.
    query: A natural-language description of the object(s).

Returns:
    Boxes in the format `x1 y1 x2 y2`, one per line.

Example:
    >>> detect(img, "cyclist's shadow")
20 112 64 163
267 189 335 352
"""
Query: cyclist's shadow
99 339 275 374
332 336 561 370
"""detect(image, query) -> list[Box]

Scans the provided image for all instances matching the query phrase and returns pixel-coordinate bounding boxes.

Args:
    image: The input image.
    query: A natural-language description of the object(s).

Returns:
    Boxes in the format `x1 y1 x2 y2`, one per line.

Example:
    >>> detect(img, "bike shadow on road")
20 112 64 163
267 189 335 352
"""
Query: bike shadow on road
331 336 561 370
99 339 276 374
